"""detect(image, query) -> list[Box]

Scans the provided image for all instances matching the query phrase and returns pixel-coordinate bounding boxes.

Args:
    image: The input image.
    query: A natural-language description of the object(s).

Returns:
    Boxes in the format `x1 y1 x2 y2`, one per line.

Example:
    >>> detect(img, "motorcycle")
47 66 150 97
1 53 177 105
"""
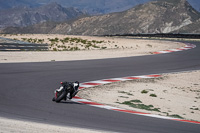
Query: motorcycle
52 81 79 103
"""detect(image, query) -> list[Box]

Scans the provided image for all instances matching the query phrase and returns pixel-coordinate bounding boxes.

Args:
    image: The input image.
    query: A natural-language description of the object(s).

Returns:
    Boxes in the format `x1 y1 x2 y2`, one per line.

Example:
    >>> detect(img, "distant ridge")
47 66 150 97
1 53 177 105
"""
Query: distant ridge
0 2 86 29
2 0 200 35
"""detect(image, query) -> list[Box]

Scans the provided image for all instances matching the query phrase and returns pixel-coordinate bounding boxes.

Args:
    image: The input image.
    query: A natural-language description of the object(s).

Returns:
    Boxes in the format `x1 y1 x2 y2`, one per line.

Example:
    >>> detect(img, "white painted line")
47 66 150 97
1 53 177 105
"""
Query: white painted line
91 105 121 110
144 114 177 120
85 80 111 84
134 76 153 78
72 99 90 102
110 78 132 81
157 51 170 53
79 84 96 88
180 47 191 50
169 49 182 51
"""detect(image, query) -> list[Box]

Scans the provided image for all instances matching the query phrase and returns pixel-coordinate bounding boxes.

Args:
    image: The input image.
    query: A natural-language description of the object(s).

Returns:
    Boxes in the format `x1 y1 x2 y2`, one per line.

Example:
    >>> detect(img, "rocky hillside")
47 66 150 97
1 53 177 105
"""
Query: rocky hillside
2 0 200 35
0 2 86 29
173 19 200 33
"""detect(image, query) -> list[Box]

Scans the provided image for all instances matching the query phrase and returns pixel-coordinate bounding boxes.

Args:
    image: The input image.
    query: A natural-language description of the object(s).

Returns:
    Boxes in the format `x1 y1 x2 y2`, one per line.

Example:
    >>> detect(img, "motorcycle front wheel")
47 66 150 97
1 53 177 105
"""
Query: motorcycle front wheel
55 91 67 103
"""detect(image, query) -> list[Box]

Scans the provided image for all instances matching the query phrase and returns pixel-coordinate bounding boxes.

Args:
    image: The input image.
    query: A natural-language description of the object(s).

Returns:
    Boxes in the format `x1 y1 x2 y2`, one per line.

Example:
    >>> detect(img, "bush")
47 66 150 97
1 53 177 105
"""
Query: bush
101 47 107 49
53 48 57 51
150 94 157 97
121 100 160 112
141 90 148 94
167 114 183 119
131 99 142 103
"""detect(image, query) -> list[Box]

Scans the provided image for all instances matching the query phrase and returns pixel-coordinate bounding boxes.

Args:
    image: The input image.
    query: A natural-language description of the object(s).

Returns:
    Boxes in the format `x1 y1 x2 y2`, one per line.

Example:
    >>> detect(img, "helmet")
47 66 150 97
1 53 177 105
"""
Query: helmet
73 81 79 90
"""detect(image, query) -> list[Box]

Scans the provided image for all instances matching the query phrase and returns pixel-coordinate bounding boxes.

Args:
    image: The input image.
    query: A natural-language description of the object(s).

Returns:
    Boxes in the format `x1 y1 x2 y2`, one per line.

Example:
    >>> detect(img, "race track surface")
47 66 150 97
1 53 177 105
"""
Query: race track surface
0 40 200 133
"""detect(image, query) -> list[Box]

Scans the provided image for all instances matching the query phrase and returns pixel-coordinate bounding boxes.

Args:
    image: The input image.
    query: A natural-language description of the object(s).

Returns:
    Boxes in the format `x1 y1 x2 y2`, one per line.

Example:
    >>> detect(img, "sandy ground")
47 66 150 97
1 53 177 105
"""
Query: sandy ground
0 34 185 63
0 116 114 133
78 71 200 122
0 34 199 132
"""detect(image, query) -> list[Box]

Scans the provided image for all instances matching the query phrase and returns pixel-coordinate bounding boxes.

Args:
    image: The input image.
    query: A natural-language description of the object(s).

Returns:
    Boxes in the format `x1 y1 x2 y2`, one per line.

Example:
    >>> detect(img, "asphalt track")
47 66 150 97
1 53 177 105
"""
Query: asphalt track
0 40 200 133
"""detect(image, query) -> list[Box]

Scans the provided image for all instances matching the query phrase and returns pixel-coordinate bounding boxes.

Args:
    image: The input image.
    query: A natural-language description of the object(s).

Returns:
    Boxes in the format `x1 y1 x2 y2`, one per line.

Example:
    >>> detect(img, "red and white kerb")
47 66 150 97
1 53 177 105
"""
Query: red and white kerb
153 43 196 54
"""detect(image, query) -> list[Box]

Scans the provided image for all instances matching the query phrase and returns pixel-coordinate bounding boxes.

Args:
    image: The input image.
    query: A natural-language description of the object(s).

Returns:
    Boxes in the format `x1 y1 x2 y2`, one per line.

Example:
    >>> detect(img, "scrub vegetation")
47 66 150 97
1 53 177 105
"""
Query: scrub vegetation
48 37 108 51
118 100 161 112
14 36 111 51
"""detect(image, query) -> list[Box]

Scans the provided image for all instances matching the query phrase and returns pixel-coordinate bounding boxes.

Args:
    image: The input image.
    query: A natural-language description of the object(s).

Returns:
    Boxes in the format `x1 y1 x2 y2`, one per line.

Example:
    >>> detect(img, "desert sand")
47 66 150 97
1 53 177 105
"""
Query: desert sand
0 34 199 132
0 34 184 63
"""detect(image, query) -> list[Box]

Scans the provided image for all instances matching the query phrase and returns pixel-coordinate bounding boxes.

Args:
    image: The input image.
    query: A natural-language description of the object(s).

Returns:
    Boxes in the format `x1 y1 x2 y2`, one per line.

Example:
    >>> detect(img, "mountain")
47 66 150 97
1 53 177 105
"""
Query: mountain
0 2 86 29
2 0 200 35
0 0 200 14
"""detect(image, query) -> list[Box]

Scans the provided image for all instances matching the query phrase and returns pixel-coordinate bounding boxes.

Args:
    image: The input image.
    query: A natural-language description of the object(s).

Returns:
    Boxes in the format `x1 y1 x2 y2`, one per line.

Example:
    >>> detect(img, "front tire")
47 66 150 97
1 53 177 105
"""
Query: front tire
52 97 55 101
55 91 67 103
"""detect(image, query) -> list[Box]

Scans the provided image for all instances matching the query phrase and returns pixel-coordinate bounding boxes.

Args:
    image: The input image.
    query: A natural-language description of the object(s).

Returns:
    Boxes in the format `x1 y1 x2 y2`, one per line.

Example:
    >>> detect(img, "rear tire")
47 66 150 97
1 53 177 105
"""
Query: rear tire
55 91 67 103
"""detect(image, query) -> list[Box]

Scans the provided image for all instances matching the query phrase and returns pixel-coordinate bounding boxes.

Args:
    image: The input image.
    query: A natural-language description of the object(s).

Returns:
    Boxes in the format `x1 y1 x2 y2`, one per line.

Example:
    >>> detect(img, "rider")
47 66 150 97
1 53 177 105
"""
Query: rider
55 81 79 100
70 81 79 99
